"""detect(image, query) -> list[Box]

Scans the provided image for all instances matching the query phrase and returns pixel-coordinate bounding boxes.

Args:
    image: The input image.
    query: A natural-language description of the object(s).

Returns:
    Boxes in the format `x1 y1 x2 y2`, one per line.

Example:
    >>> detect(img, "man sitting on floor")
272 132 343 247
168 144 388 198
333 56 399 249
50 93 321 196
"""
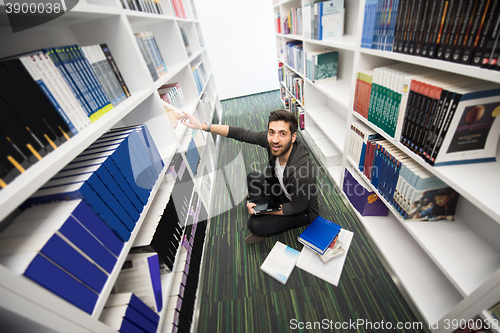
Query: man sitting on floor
179 109 319 244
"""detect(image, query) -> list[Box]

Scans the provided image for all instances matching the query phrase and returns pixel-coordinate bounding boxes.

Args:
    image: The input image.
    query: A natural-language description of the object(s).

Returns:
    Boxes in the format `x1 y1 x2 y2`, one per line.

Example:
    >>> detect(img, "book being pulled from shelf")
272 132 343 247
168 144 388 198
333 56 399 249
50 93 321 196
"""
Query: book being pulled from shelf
135 31 168 81
120 0 164 14
260 241 300 285
162 100 183 129
361 0 500 70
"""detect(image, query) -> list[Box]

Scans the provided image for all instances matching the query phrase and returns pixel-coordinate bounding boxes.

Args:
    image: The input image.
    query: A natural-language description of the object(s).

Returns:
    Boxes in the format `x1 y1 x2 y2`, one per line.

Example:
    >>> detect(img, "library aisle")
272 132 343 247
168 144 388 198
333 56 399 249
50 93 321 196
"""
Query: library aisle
195 90 425 333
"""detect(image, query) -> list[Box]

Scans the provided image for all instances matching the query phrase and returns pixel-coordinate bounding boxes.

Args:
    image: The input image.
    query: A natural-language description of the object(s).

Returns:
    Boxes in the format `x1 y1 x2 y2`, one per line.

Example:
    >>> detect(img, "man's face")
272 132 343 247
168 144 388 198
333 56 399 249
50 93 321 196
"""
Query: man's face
267 120 296 157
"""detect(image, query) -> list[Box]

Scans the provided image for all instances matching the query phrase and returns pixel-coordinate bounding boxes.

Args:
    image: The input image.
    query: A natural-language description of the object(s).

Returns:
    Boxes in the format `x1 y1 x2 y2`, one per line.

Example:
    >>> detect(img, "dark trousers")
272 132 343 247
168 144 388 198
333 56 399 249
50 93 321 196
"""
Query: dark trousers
246 172 309 236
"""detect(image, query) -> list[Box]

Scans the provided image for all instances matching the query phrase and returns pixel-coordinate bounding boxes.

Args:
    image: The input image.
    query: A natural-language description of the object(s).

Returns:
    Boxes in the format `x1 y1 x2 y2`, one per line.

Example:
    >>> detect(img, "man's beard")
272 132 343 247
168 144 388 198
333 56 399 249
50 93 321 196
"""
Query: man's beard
270 139 292 157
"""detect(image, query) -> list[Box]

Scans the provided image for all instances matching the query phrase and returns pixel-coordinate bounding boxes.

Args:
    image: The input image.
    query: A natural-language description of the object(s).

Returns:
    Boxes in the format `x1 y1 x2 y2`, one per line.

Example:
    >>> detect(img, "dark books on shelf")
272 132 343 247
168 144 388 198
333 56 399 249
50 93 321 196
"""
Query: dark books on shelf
298 216 342 255
361 0 500 71
120 0 164 14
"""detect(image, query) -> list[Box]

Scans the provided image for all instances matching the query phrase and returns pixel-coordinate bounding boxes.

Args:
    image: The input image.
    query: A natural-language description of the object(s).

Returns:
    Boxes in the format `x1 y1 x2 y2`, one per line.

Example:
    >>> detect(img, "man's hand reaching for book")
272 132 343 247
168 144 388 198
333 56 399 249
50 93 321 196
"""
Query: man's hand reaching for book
179 111 202 130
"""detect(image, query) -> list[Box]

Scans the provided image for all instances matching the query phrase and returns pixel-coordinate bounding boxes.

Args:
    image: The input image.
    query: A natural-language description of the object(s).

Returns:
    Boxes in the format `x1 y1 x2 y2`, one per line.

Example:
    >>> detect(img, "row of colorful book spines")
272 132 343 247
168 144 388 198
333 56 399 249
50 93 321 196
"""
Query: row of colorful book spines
25 125 164 242
160 85 187 109
360 0 398 51
135 32 168 81
121 0 164 14
283 8 302 36
357 141 445 218
166 221 207 333
284 77 304 104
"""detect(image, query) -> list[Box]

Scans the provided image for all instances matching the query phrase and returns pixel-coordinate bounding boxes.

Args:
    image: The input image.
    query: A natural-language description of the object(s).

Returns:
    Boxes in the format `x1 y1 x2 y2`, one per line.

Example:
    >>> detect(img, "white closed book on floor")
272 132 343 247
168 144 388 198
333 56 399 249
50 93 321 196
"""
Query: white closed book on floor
296 229 354 286
260 241 300 285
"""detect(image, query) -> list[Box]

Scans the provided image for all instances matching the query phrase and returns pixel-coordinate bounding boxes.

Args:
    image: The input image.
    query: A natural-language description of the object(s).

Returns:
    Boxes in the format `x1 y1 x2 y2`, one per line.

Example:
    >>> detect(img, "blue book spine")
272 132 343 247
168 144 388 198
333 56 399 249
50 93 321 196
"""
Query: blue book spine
45 48 92 118
97 164 140 222
386 0 400 51
147 254 162 312
112 145 150 204
125 132 155 190
130 294 160 325
36 79 78 135
42 234 108 293
25 254 98 314
60 215 117 274
73 200 124 257
66 45 105 114
103 154 144 212
119 318 144 333
53 47 97 119
87 174 135 231
125 306 158 333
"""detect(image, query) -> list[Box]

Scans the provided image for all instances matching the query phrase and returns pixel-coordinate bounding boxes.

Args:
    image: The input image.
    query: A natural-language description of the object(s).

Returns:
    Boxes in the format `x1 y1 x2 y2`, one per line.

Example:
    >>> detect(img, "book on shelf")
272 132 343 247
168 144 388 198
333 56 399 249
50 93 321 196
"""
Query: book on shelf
318 0 345 40
305 50 338 83
158 82 187 109
283 7 302 36
171 0 187 18
106 293 160 325
360 0 500 71
191 62 206 94
81 44 129 108
100 303 159 333
120 0 164 14
275 12 281 34
296 228 354 286
179 26 192 57
285 71 304 104
353 69 373 119
284 40 303 73
113 252 163 313
135 31 167 81
260 241 300 285
342 168 389 216
298 216 342 255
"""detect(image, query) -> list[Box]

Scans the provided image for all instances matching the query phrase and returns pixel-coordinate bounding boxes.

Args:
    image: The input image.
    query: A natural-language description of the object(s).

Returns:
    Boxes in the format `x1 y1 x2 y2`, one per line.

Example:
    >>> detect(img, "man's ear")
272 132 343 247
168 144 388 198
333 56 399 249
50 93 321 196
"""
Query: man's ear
292 132 297 143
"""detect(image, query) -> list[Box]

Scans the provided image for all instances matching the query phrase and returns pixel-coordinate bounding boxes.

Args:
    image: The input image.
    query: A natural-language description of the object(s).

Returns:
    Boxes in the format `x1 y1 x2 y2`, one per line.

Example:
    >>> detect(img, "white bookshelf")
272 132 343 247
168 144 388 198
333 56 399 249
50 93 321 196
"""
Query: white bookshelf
273 0 500 332
0 0 220 332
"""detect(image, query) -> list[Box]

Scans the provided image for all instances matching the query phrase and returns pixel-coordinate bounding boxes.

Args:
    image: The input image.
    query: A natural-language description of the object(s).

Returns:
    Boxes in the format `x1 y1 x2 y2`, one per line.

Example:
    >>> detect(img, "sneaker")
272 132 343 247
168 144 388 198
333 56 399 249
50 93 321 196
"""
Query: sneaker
245 233 266 244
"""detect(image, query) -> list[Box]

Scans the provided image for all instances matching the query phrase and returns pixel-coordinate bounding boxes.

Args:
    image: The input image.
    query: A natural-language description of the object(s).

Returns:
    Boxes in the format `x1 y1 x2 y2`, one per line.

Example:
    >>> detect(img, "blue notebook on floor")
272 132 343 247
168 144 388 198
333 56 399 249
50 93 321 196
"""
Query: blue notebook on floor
298 216 342 255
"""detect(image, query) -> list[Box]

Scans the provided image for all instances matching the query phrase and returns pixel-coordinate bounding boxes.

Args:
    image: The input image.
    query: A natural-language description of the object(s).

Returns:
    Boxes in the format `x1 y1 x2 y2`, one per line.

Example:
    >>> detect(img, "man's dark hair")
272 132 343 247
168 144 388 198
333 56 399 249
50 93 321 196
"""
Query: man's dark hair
268 110 298 134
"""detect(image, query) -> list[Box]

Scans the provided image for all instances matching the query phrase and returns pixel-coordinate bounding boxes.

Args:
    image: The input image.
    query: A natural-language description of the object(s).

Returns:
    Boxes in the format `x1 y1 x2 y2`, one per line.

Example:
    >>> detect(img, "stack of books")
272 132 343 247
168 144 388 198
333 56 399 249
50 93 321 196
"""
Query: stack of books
135 32 167 81
353 64 500 166
361 0 500 70
101 293 160 333
132 190 184 271
283 7 302 36
120 0 164 14
298 216 342 256
305 50 338 83
158 82 188 109
191 62 206 94
23 125 164 242
303 0 345 40
0 43 130 190
164 220 207 332
113 252 163 313
0 200 124 314
284 40 303 73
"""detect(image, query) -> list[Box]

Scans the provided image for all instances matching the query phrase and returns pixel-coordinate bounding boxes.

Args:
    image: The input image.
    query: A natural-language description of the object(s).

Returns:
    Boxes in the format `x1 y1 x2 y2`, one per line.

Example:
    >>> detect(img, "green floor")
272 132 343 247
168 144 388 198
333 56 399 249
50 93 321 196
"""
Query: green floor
196 90 425 332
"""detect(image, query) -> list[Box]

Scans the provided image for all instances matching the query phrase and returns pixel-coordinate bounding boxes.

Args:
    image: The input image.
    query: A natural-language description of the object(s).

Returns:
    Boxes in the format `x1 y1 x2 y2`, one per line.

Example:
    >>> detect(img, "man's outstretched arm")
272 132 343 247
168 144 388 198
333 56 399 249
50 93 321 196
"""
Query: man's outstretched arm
179 111 229 137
